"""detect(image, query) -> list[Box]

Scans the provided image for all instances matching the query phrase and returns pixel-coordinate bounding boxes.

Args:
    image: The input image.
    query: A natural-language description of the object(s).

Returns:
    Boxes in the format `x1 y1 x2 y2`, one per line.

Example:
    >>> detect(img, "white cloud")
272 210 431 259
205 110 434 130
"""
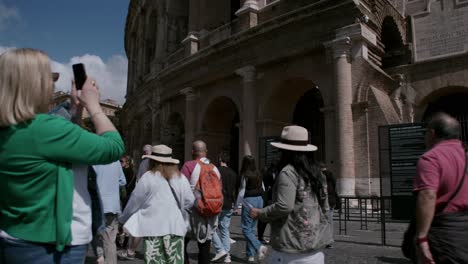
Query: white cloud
0 46 128 104
0 1 20 31
52 54 128 104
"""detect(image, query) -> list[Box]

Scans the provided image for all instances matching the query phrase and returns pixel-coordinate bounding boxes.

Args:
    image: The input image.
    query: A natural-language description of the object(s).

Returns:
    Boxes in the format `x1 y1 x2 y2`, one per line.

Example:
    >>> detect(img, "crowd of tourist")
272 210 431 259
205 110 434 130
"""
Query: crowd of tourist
1 47 467 264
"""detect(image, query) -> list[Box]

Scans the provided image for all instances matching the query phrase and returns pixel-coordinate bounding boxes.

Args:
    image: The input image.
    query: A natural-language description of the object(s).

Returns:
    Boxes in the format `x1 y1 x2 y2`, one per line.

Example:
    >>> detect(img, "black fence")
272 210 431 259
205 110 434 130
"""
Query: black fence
334 196 408 246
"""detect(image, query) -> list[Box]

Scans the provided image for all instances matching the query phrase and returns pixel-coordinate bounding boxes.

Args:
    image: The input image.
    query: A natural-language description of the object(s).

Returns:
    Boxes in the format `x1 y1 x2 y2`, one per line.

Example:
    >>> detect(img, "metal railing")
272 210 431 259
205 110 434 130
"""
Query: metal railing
336 196 399 246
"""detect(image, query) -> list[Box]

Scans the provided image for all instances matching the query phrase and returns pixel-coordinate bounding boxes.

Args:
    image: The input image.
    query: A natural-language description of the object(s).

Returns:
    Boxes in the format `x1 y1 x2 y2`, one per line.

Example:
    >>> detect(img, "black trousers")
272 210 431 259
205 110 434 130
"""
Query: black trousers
184 237 211 264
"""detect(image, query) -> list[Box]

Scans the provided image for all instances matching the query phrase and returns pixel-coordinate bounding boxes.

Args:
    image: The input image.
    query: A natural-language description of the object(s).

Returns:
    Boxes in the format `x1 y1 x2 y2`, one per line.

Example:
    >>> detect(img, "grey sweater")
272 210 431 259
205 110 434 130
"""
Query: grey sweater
258 165 333 253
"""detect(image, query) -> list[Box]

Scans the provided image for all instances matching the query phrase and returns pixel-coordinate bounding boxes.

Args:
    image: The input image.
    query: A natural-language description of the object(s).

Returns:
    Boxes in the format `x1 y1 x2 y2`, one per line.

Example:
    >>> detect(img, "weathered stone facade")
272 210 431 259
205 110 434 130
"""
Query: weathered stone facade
122 0 468 196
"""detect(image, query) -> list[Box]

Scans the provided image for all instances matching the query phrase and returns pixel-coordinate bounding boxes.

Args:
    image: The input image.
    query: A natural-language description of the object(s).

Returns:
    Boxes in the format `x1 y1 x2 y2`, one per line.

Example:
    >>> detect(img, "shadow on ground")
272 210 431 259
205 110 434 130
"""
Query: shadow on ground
376 256 411 264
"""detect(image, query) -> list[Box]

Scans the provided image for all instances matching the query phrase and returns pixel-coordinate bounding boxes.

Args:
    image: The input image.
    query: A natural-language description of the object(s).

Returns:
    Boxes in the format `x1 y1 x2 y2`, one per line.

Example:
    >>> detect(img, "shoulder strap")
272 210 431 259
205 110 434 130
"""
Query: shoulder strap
166 178 182 210
440 151 468 212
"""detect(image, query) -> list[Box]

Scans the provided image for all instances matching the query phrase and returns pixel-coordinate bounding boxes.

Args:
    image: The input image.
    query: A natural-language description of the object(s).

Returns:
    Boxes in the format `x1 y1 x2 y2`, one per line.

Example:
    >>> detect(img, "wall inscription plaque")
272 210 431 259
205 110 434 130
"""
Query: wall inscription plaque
411 0 468 62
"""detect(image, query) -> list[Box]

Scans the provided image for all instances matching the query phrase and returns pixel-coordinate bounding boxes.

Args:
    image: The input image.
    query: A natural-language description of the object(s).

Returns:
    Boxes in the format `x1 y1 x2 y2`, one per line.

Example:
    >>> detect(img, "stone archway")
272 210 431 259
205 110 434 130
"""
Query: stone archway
200 96 240 172
162 112 185 163
422 90 468 143
262 79 326 162
292 87 325 160
381 16 407 68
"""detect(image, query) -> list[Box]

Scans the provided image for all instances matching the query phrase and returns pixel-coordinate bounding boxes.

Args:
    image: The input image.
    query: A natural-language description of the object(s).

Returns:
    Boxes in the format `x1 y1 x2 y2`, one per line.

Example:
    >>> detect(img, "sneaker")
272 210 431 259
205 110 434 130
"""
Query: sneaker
117 250 136 260
259 238 270 245
258 245 268 261
224 254 231 263
326 244 334 249
247 256 255 263
230 238 236 244
211 250 227 262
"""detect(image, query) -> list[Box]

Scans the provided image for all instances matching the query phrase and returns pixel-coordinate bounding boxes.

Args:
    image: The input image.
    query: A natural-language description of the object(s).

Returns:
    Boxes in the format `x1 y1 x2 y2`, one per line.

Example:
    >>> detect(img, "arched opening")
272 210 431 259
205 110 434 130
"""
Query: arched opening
145 10 158 74
230 0 241 21
381 16 406 68
201 97 240 172
263 79 326 163
292 87 325 160
166 0 189 53
162 113 185 163
423 92 468 143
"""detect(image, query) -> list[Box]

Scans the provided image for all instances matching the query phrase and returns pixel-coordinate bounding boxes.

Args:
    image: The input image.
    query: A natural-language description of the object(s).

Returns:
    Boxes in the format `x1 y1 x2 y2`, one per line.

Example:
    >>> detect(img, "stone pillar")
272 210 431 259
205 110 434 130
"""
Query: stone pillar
235 66 257 158
182 34 199 56
235 0 259 30
181 87 196 162
325 37 356 196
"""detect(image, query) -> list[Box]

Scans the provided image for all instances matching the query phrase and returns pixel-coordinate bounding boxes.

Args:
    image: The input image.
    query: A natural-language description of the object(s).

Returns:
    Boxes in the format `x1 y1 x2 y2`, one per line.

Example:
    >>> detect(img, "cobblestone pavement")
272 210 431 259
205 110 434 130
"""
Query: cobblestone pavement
86 215 411 264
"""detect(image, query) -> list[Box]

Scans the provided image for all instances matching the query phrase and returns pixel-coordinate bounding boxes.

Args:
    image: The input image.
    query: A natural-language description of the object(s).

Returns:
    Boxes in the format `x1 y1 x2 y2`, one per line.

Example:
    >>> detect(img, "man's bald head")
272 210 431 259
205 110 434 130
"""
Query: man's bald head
425 112 460 147
143 144 152 155
427 112 460 139
192 140 207 158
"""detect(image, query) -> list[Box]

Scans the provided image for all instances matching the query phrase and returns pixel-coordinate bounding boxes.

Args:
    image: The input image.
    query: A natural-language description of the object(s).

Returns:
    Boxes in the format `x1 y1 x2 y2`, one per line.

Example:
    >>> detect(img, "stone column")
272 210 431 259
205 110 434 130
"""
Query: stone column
181 87 196 162
325 37 355 196
236 66 257 158
235 0 259 30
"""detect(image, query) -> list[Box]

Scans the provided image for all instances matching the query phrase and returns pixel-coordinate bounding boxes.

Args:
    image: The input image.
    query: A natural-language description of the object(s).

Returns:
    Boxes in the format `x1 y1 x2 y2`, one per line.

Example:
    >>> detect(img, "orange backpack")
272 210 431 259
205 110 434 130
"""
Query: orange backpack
195 161 223 217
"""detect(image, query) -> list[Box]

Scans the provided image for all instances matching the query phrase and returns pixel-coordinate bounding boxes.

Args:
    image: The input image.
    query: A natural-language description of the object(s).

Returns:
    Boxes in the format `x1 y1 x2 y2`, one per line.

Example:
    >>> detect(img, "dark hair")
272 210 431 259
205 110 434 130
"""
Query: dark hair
279 150 326 207
426 112 460 140
218 151 230 165
240 155 261 189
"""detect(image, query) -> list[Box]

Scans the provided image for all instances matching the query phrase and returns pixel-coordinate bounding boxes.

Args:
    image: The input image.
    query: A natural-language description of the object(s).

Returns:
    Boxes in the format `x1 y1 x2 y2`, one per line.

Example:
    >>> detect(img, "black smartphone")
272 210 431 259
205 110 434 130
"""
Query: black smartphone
72 63 87 90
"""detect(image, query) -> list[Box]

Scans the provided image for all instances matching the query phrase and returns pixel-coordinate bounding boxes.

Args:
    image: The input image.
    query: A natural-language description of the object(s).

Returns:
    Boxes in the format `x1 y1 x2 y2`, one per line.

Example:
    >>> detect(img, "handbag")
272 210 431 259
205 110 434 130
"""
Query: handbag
401 151 468 262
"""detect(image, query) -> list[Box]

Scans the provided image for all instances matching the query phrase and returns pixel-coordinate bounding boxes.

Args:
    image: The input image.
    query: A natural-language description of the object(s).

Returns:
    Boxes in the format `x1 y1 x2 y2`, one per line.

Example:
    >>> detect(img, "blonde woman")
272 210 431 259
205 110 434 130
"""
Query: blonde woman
119 145 195 264
0 48 125 263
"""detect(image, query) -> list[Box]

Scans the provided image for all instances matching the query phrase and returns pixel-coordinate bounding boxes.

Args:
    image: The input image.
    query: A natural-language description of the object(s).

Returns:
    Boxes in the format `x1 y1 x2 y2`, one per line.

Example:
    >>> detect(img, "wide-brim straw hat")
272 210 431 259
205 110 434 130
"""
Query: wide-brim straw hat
142 144 180 164
271 125 318 152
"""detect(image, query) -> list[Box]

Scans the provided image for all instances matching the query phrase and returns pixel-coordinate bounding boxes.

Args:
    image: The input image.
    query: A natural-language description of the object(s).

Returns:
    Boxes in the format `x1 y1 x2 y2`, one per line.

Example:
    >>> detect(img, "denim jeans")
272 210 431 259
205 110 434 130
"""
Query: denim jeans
241 196 263 257
328 208 335 244
212 208 233 254
0 237 87 264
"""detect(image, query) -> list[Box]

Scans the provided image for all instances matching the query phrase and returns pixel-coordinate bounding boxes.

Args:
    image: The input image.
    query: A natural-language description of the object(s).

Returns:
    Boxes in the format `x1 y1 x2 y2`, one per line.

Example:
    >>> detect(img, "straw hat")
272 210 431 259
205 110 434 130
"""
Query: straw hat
141 144 180 164
271 125 318 152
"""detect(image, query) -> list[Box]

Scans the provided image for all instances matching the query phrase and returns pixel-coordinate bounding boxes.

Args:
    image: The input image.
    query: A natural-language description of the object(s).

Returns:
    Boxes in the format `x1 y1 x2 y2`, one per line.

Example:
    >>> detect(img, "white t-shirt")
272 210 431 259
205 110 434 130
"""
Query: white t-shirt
70 165 93 245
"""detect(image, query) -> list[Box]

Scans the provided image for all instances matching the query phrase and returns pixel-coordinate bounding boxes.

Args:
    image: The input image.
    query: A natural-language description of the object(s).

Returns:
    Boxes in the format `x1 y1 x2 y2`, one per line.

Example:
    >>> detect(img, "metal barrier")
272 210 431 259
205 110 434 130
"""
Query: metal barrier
336 196 396 246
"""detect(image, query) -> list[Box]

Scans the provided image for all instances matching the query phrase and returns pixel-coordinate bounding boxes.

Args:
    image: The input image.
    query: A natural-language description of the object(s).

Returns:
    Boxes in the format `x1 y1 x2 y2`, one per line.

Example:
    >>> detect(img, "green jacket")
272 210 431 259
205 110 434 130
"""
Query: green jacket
0 114 125 251
258 165 333 253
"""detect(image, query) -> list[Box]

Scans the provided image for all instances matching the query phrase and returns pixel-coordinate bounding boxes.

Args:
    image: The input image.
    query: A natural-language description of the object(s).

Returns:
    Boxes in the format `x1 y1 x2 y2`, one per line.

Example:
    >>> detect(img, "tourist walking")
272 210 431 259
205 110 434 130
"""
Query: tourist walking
118 145 152 259
211 152 238 263
92 161 127 264
320 162 340 249
258 161 278 245
181 140 223 264
250 125 333 264
0 48 125 263
119 145 195 264
136 144 152 181
412 113 468 263
234 155 267 263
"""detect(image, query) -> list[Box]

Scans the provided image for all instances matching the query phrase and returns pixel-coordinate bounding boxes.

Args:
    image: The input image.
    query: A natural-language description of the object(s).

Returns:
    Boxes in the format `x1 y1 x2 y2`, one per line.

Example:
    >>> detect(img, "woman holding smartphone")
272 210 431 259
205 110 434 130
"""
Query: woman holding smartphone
0 48 125 263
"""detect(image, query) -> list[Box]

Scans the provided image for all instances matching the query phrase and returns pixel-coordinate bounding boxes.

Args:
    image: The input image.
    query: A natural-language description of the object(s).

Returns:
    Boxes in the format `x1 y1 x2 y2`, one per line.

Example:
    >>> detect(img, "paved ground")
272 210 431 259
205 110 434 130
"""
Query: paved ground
86 215 411 264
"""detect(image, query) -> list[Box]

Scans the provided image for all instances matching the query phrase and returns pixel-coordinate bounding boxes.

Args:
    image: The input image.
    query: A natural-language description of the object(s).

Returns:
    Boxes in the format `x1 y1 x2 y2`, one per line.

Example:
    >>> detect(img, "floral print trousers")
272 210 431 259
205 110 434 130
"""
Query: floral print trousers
144 235 184 264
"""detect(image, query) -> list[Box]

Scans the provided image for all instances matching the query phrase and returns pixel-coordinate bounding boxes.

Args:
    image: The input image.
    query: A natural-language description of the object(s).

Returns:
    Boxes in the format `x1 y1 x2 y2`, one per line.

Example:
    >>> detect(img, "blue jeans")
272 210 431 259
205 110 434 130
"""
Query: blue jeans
0 237 87 264
212 209 233 254
241 196 263 257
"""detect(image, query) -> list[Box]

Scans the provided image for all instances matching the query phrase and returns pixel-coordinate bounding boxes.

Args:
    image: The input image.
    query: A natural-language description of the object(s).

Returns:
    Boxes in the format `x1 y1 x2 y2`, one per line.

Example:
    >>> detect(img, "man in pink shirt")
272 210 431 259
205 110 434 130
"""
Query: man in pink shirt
413 112 468 263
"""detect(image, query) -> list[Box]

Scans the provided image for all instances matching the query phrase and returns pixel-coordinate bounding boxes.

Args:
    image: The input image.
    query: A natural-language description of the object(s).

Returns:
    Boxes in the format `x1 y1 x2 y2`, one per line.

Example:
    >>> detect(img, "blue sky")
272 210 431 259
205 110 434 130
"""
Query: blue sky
0 0 129 103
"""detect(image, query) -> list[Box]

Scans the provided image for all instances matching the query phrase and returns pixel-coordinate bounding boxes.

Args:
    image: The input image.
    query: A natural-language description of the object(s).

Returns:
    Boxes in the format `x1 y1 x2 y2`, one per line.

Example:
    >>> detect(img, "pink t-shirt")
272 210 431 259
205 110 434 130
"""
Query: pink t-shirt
414 139 468 213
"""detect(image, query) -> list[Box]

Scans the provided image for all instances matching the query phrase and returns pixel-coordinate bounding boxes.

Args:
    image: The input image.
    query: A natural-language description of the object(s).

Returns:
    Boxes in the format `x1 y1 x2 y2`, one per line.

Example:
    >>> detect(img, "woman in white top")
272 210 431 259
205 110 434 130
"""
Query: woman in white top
119 145 195 264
